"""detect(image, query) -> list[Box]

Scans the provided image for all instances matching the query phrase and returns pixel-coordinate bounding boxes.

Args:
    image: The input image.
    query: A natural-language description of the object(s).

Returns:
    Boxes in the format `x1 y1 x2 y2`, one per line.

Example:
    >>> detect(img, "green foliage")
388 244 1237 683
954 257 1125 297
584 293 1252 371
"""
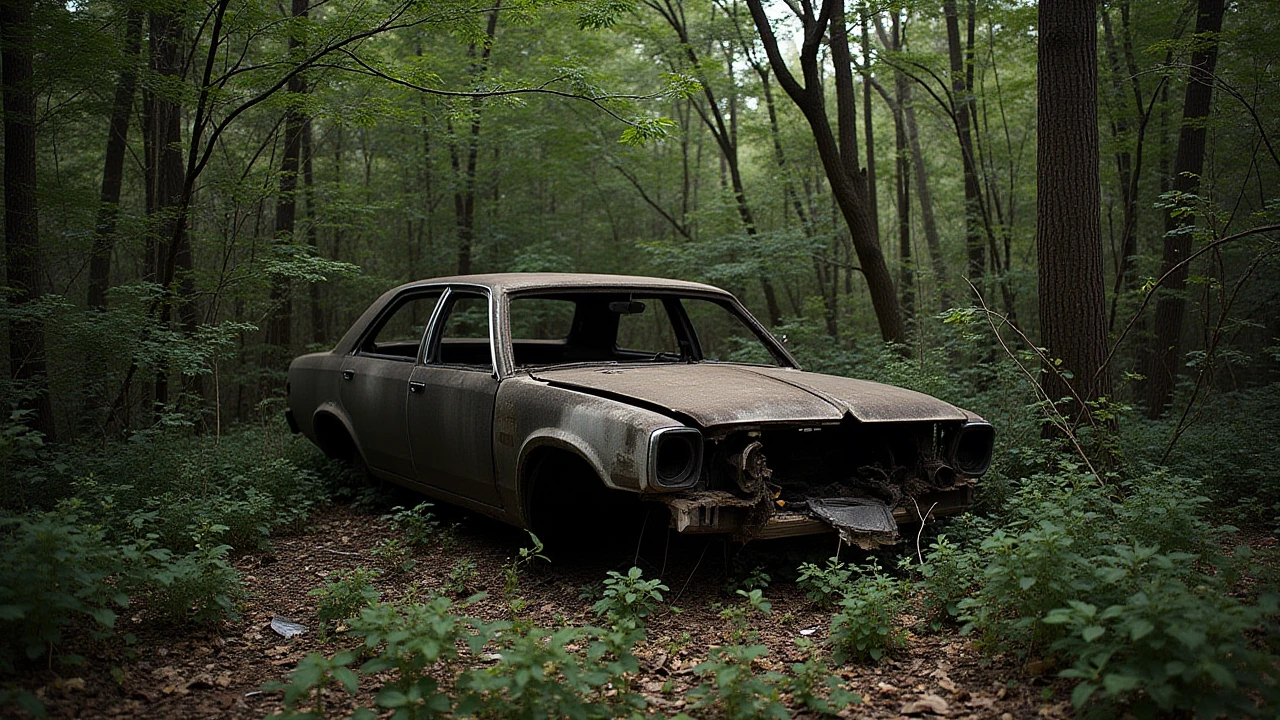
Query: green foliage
454 623 645 719
444 558 478 598
782 641 861 716
828 562 909 664
270 651 361 720
502 532 547 616
686 645 789 720
915 535 980 624
382 502 438 547
795 557 853 610
309 567 382 640
1045 582 1280 718
0 508 127 672
146 527 243 624
591 566 667 631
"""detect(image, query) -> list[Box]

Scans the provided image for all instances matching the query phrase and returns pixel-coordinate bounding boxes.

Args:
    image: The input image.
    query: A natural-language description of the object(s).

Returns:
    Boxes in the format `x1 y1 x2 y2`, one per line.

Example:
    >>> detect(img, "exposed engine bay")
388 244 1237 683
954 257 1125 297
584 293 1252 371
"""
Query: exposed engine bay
659 419 994 548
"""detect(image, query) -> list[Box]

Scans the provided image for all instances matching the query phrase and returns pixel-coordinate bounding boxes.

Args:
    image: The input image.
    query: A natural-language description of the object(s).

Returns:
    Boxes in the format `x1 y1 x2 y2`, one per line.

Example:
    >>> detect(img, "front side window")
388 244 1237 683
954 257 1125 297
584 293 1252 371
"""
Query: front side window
360 291 443 360
430 292 493 370
681 298 781 365
507 291 784 368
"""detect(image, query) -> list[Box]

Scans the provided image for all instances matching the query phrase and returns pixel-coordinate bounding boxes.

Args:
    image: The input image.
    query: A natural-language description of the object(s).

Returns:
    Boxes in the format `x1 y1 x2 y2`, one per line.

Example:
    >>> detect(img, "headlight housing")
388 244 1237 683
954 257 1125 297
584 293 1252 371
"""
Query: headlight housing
949 422 994 477
649 427 703 489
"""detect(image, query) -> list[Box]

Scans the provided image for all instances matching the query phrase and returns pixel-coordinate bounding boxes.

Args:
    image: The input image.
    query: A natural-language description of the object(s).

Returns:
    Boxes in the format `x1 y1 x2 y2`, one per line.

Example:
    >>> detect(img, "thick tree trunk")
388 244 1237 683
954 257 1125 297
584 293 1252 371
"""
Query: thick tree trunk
88 11 143 310
1145 0 1225 419
745 0 905 345
1 0 54 438
149 10 187 412
1036 0 1111 429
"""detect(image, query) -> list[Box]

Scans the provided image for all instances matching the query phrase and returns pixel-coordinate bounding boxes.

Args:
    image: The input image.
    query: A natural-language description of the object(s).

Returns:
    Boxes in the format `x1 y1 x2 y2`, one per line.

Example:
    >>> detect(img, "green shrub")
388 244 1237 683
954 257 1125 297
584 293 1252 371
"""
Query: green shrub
592 566 667 631
146 532 243 624
915 535 980 624
782 641 861 716
828 562 908 663
444 558 478 597
795 557 853 610
310 567 382 639
382 502 438 547
686 645 789 720
0 508 128 671
1045 571 1280 717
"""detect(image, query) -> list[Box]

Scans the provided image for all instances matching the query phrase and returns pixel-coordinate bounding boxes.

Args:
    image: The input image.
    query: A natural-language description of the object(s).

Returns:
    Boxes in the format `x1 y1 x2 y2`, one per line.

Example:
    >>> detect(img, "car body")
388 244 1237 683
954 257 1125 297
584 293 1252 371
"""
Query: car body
286 273 993 547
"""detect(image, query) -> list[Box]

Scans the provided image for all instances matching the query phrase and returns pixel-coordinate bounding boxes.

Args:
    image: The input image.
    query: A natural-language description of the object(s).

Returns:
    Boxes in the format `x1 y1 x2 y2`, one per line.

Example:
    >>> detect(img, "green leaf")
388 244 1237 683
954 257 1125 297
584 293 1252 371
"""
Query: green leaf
1081 625 1106 643
1070 682 1098 708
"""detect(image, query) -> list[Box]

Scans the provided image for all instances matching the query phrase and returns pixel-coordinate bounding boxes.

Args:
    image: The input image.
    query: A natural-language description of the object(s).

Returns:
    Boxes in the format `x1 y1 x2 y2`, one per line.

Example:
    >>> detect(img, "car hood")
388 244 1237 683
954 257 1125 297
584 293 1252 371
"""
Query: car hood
530 364 968 427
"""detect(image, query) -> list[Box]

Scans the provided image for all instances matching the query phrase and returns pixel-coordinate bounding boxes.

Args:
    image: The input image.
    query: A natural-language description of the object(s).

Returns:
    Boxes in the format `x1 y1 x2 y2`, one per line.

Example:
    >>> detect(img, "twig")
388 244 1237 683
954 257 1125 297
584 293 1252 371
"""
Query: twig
672 539 712 605
912 498 938 566
322 548 362 556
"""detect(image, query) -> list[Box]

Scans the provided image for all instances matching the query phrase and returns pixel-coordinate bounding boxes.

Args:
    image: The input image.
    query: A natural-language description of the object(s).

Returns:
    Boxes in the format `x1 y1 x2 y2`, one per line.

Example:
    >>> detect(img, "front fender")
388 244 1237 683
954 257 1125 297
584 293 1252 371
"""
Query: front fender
493 376 689 513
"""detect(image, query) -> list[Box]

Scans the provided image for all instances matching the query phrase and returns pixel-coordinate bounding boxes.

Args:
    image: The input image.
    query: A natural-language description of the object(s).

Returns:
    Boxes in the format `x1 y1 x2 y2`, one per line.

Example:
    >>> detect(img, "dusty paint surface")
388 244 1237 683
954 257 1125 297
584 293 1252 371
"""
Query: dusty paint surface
532 364 968 427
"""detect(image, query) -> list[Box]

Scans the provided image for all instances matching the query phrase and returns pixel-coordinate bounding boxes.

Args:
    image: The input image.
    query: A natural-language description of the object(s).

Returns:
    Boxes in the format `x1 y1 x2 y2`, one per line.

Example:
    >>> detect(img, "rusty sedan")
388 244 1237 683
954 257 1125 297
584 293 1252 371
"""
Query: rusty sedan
285 273 993 548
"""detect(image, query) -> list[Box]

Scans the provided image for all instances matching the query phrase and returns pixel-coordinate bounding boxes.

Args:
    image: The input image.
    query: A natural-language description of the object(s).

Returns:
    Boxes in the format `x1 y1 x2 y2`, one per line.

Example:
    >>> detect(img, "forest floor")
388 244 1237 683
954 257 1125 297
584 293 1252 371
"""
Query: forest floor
18 499 1101 719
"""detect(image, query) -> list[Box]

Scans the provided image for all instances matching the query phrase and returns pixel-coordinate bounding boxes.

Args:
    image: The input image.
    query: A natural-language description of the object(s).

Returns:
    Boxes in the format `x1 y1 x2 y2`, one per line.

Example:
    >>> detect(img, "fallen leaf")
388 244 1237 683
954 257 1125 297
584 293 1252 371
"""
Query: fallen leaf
901 693 950 716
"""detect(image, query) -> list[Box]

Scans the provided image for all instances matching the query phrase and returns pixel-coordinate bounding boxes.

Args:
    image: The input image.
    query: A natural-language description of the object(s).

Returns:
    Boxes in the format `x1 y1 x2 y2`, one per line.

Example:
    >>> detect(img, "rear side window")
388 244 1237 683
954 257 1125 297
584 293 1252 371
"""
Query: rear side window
360 291 443 359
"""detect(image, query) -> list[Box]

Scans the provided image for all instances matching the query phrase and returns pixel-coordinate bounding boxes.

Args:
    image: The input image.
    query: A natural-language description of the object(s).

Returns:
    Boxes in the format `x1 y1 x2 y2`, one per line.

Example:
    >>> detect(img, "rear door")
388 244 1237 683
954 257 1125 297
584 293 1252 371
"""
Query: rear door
407 289 502 507
338 289 443 479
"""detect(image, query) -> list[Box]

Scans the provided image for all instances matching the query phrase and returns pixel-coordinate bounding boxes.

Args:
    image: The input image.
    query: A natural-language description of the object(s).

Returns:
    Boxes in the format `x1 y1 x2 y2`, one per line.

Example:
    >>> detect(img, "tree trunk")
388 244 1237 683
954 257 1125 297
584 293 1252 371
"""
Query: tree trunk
1036 0 1111 429
1 0 54 438
88 10 143 310
453 5 500 276
304 117 324 345
890 13 913 322
1144 0 1225 419
149 9 186 413
267 0 309 355
745 0 905 345
944 0 984 288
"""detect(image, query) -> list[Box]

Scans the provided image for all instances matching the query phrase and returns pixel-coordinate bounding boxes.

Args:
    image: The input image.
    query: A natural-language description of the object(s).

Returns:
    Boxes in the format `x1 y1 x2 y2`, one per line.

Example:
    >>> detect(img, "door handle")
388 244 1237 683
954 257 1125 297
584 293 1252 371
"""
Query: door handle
408 380 426 394
342 369 355 381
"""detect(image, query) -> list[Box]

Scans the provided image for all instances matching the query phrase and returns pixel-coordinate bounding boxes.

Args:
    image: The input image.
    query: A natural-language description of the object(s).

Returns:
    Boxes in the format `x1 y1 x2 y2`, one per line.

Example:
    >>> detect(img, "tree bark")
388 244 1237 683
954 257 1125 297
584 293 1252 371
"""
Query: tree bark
453 4 500 276
1 0 54 438
1037 0 1111 428
267 0 310 355
1144 0 1225 419
890 13 913 322
744 0 905 345
943 0 984 287
88 10 143 310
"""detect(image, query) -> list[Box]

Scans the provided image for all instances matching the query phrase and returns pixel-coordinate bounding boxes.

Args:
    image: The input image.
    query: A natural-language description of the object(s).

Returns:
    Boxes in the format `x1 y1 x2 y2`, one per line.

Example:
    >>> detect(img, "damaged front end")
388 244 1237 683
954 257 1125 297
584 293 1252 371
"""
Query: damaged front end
656 418 993 548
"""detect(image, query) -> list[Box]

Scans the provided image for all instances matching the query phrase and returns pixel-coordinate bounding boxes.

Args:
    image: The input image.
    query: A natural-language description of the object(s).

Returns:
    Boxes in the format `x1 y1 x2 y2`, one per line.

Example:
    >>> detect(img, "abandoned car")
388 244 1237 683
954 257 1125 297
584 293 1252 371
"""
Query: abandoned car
285 273 994 547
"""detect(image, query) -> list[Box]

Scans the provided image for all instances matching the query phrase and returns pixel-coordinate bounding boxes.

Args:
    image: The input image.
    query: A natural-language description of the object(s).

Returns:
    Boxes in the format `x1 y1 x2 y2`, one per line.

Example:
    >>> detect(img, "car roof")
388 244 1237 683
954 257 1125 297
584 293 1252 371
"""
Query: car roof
392 272 730 296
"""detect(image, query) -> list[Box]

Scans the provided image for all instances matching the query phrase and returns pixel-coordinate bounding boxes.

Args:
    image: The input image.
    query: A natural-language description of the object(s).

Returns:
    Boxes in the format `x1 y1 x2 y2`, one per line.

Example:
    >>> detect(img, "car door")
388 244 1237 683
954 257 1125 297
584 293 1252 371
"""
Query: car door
407 288 502 507
339 289 444 480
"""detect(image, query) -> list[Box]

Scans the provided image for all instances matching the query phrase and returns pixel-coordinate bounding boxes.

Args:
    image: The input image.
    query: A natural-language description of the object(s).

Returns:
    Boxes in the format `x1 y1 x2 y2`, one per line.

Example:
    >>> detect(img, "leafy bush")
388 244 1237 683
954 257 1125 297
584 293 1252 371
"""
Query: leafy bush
444 558 478 597
455 623 645 719
146 529 243 624
828 561 909 663
795 557 853 610
0 508 128 671
782 641 861 716
310 567 382 639
686 645 789 720
915 535 980 624
719 588 772 644
382 502 438 547
592 566 667 631
1046 569 1279 717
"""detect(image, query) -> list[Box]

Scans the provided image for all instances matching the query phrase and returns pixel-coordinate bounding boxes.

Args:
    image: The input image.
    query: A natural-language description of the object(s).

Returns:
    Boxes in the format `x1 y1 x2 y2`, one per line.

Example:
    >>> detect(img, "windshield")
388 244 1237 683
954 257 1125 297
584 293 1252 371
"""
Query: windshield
507 292 786 368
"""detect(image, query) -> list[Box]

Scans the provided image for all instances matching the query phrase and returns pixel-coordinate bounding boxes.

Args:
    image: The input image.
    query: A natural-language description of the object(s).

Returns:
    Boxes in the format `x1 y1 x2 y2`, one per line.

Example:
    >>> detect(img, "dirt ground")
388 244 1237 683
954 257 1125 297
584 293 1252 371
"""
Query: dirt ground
15 499 1080 719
